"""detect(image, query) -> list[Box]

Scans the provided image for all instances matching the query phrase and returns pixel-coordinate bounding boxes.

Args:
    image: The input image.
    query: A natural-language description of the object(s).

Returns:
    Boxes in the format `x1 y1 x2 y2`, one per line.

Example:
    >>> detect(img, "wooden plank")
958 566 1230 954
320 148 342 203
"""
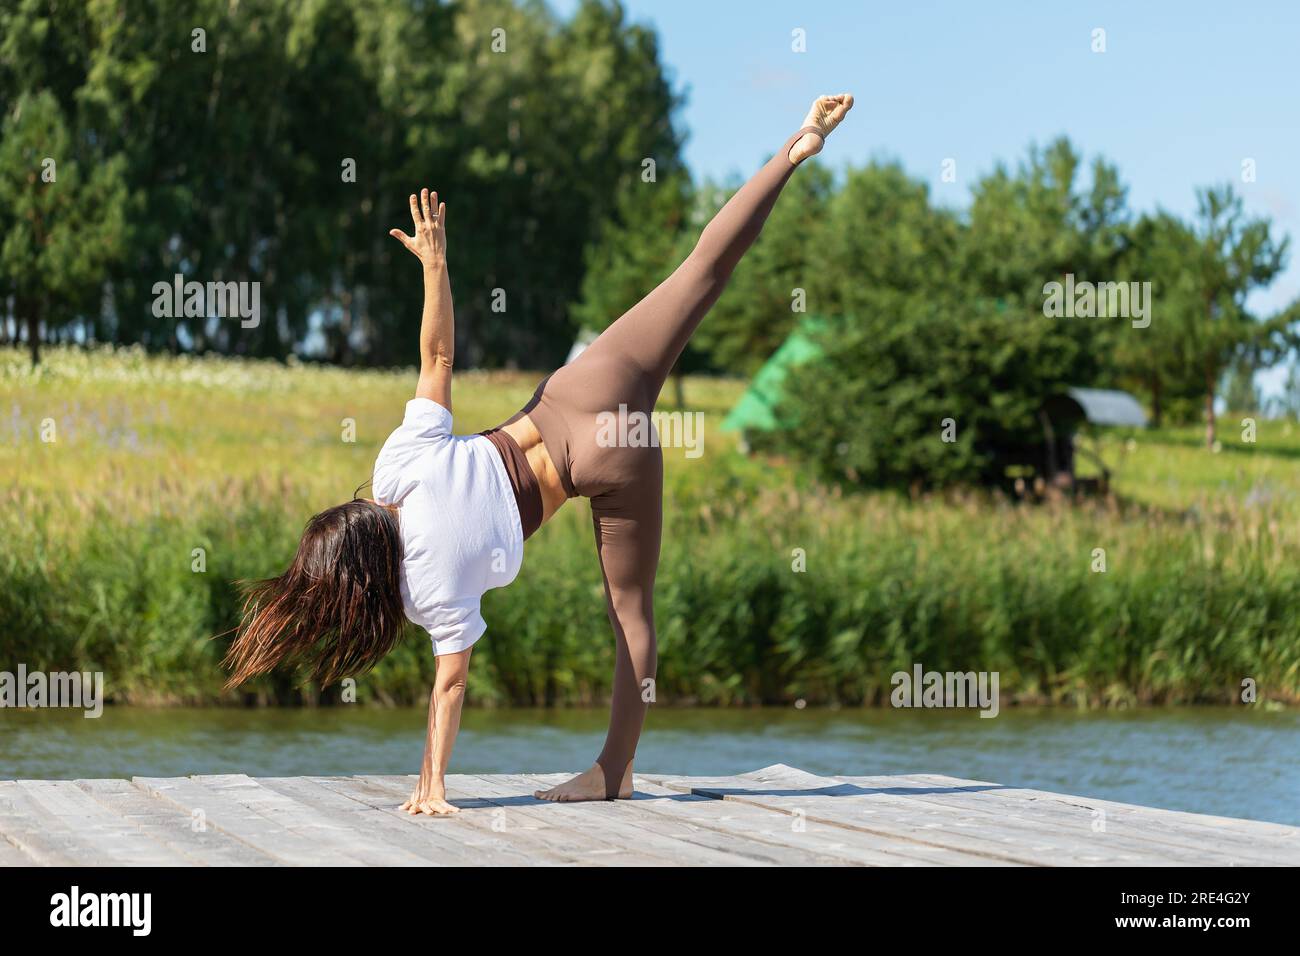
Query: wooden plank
75 778 280 867
918 773 1300 838
190 775 432 866
13 780 192 866
887 771 1297 838
477 773 776 866
364 774 675 866
524 772 955 866
914 771 1300 840
746 767 1263 867
649 766 1161 865
306 775 551 866
0 783 85 865
842 775 1300 868
259 776 514 866
4 768 1287 868
0 780 136 866
742 766 1221 866
134 776 367 866
617 774 1007 867
0 834 39 866
644 771 1057 866
727 766 1295 866
314 775 616 866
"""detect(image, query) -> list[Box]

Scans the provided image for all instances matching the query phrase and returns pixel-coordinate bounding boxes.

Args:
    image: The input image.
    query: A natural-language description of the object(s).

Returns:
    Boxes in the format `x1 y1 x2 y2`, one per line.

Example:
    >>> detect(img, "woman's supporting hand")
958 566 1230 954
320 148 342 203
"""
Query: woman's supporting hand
389 188 446 268
399 648 472 816
401 778 459 816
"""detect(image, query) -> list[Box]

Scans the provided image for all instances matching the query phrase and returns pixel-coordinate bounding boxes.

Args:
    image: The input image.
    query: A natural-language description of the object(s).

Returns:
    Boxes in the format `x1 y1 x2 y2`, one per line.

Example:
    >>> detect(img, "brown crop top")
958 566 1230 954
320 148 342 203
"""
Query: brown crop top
479 427 542 540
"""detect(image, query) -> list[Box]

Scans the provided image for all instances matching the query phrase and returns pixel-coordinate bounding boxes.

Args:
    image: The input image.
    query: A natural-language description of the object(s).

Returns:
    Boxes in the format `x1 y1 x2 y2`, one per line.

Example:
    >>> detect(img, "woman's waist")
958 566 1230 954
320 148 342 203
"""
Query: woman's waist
493 413 570 519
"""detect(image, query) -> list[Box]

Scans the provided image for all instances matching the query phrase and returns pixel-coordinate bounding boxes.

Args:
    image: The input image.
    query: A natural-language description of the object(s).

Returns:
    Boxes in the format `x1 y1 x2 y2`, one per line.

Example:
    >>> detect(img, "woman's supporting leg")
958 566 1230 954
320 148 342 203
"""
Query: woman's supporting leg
564 129 819 798
589 464 662 798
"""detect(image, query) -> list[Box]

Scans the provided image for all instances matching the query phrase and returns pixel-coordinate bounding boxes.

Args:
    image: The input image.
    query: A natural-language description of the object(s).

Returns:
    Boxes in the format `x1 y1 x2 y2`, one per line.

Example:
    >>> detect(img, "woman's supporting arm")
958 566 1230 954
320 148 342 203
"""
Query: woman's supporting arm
389 188 453 413
401 647 471 815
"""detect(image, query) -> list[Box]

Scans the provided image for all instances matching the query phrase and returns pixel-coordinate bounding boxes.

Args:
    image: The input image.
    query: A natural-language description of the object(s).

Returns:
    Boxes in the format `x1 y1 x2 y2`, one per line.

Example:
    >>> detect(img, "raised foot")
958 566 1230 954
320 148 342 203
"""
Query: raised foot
533 762 633 802
789 93 854 165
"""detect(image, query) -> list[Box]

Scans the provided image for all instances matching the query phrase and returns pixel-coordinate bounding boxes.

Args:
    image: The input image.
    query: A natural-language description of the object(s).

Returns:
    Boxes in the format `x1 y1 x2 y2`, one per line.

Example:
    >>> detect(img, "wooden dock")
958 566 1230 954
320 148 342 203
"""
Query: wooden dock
2 764 1296 866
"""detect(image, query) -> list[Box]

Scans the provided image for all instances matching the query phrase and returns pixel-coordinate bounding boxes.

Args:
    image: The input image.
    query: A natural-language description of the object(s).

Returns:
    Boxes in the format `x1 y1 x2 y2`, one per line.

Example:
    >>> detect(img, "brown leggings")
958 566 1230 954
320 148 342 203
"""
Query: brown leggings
504 127 816 796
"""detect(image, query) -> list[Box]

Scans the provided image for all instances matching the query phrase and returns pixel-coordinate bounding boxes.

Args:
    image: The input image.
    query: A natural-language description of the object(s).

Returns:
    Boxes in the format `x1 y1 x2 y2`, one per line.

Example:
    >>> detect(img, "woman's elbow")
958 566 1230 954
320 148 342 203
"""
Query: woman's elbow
433 647 471 698
434 660 470 697
434 673 468 700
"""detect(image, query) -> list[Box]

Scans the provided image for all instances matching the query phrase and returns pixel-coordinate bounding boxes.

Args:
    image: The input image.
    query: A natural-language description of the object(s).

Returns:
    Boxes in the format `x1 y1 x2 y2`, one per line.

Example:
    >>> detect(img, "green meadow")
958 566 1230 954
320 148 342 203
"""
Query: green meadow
2 345 1297 707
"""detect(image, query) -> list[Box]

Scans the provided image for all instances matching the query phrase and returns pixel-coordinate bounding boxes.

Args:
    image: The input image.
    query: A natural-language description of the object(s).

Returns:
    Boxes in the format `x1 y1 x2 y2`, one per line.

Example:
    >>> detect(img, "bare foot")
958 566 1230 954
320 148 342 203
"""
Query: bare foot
533 762 634 802
789 93 854 165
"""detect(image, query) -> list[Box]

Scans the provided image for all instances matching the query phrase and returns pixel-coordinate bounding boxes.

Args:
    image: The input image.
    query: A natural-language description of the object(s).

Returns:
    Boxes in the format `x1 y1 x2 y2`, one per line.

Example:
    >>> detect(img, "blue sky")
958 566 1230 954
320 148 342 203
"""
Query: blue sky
551 0 1300 396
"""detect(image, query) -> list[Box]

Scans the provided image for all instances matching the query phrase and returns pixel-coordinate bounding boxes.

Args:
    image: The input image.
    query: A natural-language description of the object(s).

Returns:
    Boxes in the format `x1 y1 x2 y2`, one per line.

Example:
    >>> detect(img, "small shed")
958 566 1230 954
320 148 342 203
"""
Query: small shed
1036 387 1148 492
1048 388 1148 429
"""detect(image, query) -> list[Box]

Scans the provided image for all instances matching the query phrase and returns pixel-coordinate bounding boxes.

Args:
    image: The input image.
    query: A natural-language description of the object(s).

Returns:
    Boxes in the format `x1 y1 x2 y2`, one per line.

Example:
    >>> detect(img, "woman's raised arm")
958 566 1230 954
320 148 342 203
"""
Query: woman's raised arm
389 188 454 413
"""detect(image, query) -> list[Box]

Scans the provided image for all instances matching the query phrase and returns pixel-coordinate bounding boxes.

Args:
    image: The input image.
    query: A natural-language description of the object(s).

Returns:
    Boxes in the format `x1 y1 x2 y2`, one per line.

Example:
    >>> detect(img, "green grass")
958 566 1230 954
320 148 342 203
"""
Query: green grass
2 345 1297 707
1084 418 1300 517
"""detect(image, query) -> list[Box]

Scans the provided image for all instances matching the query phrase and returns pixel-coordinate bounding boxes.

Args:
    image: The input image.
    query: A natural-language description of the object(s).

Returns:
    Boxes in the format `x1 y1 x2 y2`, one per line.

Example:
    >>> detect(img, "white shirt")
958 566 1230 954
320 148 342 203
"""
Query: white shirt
372 398 523 656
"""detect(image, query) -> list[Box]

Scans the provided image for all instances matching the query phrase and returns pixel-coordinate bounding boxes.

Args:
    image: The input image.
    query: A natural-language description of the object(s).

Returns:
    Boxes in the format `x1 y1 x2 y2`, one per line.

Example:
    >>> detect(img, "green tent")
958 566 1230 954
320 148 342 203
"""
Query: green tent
721 316 828 433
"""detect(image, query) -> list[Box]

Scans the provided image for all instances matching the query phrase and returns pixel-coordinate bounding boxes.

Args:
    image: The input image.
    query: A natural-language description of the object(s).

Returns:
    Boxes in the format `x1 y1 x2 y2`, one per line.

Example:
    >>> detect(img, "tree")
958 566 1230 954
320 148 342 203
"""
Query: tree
571 167 694 393
691 161 834 375
1275 358 1300 420
777 283 1106 489
770 140 1127 489
0 91 127 364
0 0 687 368
441 0 686 367
1179 186 1289 446
1222 356 1260 414
1108 212 1204 426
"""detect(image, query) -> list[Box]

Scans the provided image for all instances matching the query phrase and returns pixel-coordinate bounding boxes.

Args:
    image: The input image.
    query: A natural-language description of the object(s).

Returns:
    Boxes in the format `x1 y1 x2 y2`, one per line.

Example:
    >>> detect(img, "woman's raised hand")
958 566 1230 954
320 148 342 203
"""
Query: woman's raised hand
389 188 446 266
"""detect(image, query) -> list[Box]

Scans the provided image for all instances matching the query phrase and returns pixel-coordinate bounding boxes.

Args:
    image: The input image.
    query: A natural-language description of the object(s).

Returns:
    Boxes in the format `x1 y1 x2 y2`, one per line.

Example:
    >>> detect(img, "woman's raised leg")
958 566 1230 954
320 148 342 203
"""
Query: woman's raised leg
571 94 854 408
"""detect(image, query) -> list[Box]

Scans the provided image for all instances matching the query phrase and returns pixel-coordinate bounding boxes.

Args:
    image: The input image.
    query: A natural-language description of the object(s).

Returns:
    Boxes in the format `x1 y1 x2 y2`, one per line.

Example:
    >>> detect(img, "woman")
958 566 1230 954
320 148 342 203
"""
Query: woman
224 95 853 812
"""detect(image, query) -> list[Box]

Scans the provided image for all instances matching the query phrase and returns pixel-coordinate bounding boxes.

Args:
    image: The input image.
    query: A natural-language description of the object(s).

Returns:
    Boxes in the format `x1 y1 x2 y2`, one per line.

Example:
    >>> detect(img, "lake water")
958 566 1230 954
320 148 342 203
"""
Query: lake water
2 706 1297 826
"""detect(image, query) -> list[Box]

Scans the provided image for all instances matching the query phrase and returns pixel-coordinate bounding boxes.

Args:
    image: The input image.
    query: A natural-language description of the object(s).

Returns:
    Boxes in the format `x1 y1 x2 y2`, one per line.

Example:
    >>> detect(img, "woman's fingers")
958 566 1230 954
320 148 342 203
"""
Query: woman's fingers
389 228 417 255
413 798 459 816
437 201 446 229
400 189 446 247
398 794 460 815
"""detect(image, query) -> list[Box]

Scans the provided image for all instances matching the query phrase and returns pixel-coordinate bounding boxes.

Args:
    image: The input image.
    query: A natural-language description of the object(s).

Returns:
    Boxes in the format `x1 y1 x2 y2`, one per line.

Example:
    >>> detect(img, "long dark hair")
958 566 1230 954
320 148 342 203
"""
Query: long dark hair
223 499 406 689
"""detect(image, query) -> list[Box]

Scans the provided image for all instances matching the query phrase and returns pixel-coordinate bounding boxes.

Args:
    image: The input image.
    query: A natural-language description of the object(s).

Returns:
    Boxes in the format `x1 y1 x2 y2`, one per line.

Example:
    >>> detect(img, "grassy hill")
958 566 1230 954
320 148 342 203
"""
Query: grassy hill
2 346 1297 707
